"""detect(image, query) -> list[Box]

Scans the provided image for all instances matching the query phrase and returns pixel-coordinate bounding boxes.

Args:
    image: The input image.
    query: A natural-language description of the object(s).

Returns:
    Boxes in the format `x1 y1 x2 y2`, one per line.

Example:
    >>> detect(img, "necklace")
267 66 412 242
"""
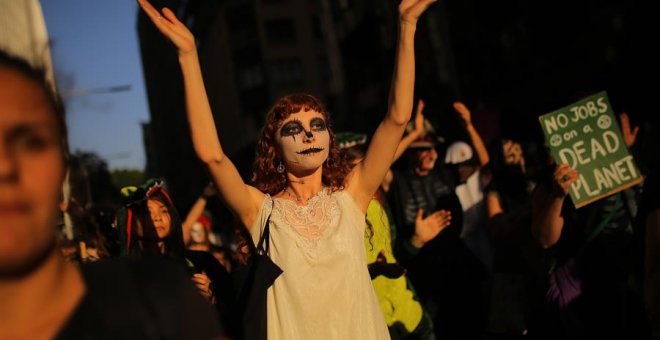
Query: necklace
283 187 323 202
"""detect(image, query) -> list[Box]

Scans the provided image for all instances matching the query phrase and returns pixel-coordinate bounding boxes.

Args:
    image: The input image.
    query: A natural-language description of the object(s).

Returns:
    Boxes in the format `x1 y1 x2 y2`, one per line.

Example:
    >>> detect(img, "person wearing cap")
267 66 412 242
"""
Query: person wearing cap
387 101 490 339
443 102 493 274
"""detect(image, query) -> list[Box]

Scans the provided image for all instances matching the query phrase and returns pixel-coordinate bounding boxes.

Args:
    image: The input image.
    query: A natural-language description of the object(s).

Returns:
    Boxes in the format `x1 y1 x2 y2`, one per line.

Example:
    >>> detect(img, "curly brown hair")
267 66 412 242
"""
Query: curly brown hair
251 94 354 195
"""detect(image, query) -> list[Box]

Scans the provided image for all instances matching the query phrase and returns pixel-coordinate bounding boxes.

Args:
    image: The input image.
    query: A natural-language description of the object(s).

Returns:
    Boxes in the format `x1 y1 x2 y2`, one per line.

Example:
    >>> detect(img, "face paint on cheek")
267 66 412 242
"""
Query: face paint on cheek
280 119 305 145
191 223 206 243
291 135 296 142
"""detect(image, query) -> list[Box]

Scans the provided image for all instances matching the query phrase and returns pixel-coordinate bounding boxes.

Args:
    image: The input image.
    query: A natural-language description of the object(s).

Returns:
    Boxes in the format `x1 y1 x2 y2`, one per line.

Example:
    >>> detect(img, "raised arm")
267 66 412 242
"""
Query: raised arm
392 99 426 162
182 183 215 245
531 163 577 248
138 0 263 228
454 102 489 166
348 0 436 209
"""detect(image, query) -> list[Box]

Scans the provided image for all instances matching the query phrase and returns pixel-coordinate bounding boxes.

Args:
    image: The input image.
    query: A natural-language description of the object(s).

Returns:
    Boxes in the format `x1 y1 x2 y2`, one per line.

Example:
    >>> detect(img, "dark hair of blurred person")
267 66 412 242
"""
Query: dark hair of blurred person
117 179 237 336
0 49 226 339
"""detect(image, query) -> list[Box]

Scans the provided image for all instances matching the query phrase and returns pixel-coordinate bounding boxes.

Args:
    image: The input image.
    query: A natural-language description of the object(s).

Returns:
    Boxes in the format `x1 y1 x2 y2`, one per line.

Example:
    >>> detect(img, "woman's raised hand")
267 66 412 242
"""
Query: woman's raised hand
413 99 426 135
137 0 196 55
399 0 437 26
453 101 472 125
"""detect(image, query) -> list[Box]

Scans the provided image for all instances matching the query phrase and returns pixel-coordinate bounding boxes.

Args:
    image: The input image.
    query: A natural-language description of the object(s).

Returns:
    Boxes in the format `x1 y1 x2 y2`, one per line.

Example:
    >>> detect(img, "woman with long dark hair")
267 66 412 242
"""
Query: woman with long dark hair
117 179 234 317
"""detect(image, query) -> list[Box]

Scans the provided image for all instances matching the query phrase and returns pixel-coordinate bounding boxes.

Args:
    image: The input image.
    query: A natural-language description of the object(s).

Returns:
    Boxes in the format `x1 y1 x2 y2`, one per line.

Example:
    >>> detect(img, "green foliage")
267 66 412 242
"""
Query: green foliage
111 168 145 189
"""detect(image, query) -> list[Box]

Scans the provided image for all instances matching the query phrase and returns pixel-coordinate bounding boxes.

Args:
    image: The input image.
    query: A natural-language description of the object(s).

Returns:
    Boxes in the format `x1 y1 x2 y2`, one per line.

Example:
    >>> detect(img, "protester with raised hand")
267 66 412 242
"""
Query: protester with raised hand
530 112 647 337
138 0 436 338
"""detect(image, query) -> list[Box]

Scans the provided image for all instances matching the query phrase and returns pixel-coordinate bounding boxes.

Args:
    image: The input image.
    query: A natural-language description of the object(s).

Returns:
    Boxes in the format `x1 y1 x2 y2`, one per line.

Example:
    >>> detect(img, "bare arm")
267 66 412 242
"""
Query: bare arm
531 163 577 248
454 102 489 166
138 0 263 228
182 187 213 245
486 191 503 218
392 99 426 162
182 198 207 244
349 0 436 210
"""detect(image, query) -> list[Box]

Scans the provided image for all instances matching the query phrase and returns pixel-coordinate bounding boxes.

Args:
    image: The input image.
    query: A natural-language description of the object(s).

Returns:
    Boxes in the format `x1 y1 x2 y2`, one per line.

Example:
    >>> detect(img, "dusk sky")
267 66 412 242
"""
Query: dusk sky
42 0 149 170
37 0 659 171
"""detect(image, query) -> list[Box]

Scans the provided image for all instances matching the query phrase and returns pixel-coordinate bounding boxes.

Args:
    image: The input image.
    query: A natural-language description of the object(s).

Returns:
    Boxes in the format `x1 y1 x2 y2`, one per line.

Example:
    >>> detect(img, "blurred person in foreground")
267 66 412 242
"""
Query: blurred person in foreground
0 49 225 339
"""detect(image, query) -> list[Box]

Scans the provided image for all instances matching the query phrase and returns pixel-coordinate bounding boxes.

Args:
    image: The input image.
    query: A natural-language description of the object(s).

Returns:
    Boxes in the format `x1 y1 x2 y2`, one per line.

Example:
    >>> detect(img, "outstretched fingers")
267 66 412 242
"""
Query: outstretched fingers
400 0 437 25
453 101 472 123
137 0 195 53
138 0 174 34
428 210 451 229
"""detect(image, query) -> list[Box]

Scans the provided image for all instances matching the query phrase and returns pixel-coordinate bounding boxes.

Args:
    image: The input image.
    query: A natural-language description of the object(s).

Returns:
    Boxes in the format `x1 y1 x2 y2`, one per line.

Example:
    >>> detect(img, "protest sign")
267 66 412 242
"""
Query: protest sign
538 92 643 208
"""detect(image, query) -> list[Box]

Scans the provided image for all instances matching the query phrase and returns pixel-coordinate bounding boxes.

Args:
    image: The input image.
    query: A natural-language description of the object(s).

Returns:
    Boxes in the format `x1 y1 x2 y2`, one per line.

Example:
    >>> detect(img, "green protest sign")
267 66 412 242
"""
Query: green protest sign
538 91 643 208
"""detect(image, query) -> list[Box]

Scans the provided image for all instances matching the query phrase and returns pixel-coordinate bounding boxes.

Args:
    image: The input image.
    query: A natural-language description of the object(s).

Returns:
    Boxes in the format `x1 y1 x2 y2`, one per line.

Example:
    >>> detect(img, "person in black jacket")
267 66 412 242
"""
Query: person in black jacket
0 49 225 339
117 178 237 336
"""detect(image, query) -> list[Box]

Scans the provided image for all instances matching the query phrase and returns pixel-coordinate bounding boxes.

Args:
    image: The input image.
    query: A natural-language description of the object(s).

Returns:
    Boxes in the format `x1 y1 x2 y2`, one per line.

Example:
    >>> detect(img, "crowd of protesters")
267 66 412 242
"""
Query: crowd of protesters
2 0 660 339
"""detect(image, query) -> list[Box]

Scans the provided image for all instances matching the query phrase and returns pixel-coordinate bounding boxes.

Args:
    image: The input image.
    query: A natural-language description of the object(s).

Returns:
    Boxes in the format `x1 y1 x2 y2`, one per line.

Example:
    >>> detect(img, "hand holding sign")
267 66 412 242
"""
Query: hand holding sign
539 92 643 208
552 163 579 198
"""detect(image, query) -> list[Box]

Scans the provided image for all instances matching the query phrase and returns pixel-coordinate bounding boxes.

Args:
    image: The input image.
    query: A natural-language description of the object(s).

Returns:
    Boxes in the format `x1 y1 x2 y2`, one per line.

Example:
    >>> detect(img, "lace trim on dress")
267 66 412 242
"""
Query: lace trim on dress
272 188 341 248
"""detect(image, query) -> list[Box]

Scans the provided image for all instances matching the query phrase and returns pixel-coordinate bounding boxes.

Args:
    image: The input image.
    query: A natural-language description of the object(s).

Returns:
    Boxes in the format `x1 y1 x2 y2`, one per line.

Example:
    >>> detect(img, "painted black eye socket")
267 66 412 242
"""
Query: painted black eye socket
310 118 327 131
280 121 303 136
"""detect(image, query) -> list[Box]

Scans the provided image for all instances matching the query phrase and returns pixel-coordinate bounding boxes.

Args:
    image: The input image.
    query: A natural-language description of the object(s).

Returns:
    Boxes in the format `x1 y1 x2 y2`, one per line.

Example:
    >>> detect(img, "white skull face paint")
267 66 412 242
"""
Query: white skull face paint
277 109 330 172
190 222 207 244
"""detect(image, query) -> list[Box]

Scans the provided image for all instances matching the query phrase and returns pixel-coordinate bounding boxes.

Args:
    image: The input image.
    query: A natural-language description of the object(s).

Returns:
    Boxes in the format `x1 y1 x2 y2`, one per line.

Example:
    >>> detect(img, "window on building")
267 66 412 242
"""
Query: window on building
226 5 256 32
239 65 265 89
311 16 324 41
318 55 330 81
268 58 304 85
264 19 296 44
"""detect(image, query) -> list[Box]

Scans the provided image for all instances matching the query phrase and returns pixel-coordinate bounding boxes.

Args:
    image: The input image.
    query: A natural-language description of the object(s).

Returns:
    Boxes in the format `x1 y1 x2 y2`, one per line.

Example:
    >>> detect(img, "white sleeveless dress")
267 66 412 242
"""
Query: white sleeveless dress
250 189 390 340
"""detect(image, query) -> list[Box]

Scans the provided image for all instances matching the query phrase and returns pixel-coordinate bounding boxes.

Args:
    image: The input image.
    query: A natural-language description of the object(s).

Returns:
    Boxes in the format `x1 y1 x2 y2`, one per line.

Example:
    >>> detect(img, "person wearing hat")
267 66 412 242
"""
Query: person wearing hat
387 101 490 339
116 180 236 320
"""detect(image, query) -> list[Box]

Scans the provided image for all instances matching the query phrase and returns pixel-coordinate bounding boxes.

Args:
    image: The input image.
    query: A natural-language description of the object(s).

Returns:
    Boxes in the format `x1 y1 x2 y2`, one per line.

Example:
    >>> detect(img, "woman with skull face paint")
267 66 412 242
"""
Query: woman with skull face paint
182 182 217 251
138 0 436 338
